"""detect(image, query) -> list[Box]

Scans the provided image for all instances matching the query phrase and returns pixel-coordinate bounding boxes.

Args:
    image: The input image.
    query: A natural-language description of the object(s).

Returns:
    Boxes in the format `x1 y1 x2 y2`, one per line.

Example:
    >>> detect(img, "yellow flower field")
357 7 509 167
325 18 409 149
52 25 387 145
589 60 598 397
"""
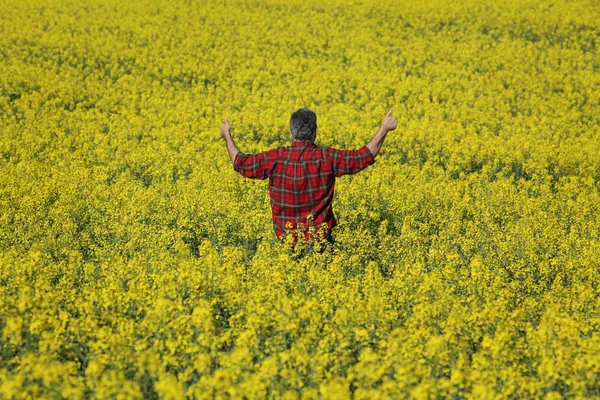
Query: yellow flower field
1 0 599 398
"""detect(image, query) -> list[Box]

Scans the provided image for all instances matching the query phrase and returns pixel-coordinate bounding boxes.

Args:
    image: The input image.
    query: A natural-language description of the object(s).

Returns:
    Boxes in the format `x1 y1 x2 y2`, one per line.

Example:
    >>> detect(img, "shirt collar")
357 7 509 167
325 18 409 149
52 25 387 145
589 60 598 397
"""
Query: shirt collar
291 140 317 147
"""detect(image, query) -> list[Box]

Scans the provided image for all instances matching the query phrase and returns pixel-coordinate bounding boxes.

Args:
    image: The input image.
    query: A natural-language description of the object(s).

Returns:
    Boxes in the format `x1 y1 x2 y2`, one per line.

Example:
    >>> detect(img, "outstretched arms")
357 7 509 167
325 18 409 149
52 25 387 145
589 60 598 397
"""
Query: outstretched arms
220 117 240 164
221 110 395 178
366 109 397 158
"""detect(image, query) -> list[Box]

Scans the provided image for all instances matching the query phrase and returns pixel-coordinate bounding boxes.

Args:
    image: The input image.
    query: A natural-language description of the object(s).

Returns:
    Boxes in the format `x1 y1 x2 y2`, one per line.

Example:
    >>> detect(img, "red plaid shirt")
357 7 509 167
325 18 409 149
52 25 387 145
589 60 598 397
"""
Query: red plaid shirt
233 141 375 239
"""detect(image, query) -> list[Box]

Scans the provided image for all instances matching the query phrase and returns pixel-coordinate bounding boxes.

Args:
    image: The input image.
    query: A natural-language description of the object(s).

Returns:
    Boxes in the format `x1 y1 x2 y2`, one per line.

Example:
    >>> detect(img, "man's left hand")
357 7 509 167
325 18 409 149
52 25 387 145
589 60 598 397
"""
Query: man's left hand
220 118 231 138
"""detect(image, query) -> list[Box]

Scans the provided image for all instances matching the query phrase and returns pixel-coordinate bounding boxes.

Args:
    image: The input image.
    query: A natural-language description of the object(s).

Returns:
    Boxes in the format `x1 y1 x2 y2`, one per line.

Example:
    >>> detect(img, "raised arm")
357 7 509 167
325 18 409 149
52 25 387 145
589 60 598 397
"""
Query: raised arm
220 117 240 164
220 117 278 179
366 109 397 157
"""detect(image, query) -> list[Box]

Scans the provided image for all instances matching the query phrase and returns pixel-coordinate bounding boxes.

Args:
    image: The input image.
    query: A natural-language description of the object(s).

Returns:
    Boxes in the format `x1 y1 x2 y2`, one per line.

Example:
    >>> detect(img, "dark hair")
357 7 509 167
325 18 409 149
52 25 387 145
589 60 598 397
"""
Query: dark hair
290 108 317 141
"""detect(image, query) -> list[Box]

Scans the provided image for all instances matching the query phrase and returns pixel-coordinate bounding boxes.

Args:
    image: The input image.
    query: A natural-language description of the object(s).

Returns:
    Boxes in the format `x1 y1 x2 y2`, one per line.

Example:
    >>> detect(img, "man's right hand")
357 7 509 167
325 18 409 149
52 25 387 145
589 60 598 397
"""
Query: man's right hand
381 109 397 132
367 108 396 157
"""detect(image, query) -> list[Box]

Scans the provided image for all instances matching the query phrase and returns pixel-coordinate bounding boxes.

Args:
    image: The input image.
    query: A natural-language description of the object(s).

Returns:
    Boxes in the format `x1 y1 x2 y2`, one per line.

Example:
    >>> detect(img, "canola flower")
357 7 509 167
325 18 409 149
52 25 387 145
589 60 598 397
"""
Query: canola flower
1 0 600 398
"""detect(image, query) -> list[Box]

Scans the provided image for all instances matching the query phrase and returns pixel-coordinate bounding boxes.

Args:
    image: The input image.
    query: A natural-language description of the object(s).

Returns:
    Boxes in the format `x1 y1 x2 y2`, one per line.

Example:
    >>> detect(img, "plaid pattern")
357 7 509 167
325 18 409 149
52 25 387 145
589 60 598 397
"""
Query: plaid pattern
233 141 375 239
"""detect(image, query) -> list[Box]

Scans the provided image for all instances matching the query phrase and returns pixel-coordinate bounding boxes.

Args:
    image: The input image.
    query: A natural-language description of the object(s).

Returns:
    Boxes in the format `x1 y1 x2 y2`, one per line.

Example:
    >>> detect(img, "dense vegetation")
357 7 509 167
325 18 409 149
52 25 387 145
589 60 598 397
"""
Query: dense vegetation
1 0 599 397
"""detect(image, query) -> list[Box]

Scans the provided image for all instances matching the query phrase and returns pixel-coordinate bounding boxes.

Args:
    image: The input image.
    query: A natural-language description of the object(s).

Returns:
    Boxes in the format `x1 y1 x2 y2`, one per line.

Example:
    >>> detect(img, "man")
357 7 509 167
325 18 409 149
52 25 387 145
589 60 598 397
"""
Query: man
219 107 397 249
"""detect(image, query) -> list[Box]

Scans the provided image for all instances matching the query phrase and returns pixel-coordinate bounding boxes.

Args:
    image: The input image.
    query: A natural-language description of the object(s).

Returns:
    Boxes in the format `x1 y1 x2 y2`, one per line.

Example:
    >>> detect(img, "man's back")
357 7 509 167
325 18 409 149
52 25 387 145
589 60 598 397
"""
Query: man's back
234 141 375 239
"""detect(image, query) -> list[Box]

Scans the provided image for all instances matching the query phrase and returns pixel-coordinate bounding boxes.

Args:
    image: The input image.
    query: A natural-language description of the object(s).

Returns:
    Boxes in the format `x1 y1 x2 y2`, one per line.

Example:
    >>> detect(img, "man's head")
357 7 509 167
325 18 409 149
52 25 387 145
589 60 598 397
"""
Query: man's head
290 108 317 142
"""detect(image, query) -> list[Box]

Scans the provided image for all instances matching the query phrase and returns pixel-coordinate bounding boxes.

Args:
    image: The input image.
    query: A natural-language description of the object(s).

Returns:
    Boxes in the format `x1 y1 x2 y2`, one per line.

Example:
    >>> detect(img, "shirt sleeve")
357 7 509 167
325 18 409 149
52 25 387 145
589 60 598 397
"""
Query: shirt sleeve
233 148 278 180
326 145 375 177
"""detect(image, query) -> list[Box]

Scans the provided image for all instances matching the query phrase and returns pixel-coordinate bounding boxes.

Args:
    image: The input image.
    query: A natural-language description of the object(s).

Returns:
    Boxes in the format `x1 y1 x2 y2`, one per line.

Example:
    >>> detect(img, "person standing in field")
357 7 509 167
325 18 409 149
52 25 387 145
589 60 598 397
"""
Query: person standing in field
219 107 397 251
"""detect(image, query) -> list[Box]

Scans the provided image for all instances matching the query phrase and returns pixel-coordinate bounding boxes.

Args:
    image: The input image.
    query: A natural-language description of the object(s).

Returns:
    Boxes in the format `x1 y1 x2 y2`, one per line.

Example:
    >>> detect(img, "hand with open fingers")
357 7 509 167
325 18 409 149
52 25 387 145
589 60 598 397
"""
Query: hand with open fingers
220 117 231 138
382 109 397 132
